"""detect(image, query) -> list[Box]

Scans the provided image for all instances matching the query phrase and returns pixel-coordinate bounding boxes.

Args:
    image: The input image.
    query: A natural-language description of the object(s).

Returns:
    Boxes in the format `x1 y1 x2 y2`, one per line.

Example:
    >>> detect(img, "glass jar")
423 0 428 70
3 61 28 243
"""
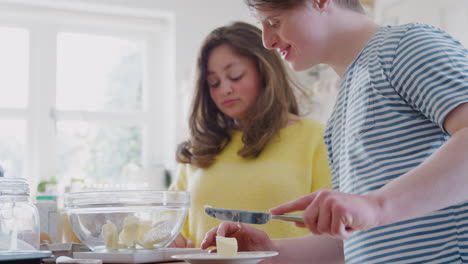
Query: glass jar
0 178 40 251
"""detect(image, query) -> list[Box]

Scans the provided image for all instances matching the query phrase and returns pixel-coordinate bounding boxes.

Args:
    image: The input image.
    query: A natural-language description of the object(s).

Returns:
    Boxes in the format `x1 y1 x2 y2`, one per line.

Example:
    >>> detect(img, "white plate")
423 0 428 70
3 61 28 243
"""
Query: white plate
74 248 207 263
171 251 279 264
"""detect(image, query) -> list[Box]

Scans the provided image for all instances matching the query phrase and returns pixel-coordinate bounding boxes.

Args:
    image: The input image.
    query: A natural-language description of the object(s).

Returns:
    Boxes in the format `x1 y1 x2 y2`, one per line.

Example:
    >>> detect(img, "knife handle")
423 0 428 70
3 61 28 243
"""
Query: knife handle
271 214 304 224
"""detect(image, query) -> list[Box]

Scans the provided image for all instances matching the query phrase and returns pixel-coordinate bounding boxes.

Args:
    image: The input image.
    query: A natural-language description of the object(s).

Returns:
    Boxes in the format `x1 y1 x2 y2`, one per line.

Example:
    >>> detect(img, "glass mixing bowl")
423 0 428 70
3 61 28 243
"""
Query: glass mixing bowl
64 190 190 251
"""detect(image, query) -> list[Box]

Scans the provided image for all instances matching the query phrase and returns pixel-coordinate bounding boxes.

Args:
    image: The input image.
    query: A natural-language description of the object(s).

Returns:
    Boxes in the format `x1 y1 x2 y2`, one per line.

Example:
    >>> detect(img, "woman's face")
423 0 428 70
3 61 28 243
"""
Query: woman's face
207 44 262 122
254 1 328 71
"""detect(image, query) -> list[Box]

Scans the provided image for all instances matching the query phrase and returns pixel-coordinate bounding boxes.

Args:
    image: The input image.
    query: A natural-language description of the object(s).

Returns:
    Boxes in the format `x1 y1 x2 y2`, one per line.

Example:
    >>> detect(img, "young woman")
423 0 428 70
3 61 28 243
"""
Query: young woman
169 21 331 248
202 1 468 263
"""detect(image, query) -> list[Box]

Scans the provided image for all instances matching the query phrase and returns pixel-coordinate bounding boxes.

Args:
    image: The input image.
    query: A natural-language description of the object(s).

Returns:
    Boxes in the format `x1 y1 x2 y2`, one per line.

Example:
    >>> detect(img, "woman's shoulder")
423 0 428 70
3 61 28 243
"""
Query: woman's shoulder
288 118 325 132
279 118 326 142
268 118 326 152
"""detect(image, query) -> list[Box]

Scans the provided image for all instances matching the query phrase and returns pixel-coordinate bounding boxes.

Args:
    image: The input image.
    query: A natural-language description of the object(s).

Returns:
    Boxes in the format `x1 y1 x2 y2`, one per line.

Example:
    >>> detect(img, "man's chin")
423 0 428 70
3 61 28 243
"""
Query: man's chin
288 60 318 72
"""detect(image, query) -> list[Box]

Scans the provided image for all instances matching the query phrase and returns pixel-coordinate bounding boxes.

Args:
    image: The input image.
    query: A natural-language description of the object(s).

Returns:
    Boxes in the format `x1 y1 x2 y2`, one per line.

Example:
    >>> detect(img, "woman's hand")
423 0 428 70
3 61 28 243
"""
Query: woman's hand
201 222 275 252
271 190 383 239
167 233 194 248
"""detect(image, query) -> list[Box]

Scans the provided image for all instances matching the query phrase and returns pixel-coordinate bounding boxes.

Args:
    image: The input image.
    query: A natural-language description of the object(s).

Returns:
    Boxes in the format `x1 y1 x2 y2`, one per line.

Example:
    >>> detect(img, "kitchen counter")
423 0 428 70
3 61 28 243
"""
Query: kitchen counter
67 247 205 264
45 260 186 264
69 259 189 263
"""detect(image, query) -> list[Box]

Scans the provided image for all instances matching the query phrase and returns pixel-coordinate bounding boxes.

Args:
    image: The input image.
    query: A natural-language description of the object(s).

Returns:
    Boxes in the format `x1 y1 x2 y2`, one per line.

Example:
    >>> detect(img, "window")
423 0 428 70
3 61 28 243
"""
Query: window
0 26 28 108
56 32 144 112
0 1 175 191
0 26 29 179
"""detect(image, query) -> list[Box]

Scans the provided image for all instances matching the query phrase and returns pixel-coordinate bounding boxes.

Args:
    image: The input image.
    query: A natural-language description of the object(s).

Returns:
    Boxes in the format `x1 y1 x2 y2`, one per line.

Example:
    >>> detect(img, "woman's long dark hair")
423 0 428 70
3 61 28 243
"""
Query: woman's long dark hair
176 22 304 168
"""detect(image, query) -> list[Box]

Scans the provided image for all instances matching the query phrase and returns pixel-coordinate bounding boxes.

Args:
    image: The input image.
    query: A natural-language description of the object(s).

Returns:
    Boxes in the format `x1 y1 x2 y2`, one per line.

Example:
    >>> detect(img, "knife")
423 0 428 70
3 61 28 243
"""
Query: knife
204 205 304 224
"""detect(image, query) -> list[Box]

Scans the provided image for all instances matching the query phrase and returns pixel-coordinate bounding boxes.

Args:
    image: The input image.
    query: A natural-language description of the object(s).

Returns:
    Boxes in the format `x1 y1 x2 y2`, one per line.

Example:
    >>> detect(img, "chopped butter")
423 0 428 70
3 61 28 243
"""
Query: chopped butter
216 236 238 257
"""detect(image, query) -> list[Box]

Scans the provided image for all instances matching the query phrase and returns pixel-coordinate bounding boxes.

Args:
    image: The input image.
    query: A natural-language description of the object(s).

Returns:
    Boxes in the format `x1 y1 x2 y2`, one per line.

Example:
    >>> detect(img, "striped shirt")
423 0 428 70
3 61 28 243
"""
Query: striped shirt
324 23 468 263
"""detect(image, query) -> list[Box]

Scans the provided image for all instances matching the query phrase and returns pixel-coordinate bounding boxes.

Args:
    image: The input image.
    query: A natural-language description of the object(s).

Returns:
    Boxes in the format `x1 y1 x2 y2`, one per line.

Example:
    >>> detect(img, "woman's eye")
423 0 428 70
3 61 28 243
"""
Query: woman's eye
229 71 244 81
230 75 242 81
208 80 220 87
207 76 220 87
209 82 220 88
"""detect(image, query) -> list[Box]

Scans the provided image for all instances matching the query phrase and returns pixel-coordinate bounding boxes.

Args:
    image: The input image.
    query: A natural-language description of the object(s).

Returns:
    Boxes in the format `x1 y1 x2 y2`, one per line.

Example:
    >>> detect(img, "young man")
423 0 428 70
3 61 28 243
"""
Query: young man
202 0 468 263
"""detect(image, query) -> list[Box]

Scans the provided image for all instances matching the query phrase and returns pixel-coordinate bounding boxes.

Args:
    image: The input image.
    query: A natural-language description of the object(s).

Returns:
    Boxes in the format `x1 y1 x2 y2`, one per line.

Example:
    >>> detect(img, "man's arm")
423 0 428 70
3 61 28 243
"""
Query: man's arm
271 103 468 238
373 102 468 225
272 234 344 264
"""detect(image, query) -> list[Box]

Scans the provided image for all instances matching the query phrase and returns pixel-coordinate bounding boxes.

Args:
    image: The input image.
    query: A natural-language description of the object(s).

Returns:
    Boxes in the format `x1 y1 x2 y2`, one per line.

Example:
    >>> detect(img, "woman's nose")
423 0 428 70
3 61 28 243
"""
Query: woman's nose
262 28 278 50
220 81 233 95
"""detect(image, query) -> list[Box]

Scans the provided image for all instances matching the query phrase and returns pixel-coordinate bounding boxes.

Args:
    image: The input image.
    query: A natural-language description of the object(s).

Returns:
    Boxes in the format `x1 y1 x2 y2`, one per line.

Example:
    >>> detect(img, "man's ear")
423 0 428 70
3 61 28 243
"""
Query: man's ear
308 0 332 12
316 0 332 10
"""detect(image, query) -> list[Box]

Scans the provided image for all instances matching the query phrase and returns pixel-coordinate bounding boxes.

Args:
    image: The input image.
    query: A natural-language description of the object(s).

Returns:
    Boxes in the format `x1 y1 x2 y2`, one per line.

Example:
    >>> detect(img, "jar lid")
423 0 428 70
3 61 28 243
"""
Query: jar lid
0 178 30 196
36 195 56 201
64 190 190 208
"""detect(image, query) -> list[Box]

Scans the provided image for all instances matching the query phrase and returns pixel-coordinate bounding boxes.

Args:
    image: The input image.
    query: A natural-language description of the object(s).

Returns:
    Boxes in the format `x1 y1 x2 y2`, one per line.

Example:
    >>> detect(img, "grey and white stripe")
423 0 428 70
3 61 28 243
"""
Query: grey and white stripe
325 23 468 263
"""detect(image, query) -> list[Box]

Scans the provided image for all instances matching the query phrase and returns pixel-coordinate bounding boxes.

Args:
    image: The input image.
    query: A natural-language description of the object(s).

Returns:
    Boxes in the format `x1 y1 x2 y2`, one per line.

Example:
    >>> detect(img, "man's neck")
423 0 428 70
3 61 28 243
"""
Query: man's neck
325 10 381 76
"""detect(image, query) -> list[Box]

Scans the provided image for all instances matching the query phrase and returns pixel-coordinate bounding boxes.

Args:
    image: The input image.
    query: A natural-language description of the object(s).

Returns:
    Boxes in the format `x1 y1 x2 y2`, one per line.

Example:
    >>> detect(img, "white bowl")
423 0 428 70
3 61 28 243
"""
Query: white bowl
64 190 190 251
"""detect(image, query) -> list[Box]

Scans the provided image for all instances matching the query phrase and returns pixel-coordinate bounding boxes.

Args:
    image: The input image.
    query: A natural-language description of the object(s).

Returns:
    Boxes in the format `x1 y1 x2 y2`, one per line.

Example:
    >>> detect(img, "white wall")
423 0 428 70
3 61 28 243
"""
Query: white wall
374 0 468 47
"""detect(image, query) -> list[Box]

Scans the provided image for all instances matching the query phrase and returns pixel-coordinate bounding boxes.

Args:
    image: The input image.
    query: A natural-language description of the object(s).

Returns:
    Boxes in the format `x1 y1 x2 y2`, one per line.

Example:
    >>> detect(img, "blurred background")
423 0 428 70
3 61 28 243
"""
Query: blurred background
0 0 467 194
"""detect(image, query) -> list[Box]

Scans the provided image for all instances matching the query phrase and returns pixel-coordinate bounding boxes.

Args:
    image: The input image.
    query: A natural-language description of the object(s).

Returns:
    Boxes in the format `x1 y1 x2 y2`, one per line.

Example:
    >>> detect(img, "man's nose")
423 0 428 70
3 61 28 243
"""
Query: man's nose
262 28 278 50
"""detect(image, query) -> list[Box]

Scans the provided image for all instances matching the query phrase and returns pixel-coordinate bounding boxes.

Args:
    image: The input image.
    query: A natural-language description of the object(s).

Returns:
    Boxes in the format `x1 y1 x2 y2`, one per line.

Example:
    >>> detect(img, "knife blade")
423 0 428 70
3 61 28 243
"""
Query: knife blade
204 206 304 224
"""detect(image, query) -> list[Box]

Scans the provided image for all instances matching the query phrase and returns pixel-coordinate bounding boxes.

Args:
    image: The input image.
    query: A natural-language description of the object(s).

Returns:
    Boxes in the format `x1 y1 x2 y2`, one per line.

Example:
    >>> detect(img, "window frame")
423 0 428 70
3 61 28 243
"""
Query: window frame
0 0 176 191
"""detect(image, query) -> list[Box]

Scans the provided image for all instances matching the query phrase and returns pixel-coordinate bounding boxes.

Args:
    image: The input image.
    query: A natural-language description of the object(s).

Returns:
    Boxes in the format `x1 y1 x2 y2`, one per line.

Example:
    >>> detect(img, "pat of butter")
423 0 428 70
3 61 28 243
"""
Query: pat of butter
102 221 119 249
216 236 238 257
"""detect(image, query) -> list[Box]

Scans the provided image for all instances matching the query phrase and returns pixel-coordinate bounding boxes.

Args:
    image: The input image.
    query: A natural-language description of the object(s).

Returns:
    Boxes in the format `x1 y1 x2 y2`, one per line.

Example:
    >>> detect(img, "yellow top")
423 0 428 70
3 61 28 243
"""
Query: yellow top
169 119 332 247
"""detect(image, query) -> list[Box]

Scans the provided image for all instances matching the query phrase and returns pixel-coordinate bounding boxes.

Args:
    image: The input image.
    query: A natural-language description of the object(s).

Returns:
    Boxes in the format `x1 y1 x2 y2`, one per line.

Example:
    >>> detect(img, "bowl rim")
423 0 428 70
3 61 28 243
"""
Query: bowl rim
64 190 190 208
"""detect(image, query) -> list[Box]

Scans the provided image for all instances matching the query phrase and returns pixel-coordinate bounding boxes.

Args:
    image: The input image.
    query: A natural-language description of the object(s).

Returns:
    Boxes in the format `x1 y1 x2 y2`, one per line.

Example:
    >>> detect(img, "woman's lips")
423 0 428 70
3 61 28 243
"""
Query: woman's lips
223 99 239 107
